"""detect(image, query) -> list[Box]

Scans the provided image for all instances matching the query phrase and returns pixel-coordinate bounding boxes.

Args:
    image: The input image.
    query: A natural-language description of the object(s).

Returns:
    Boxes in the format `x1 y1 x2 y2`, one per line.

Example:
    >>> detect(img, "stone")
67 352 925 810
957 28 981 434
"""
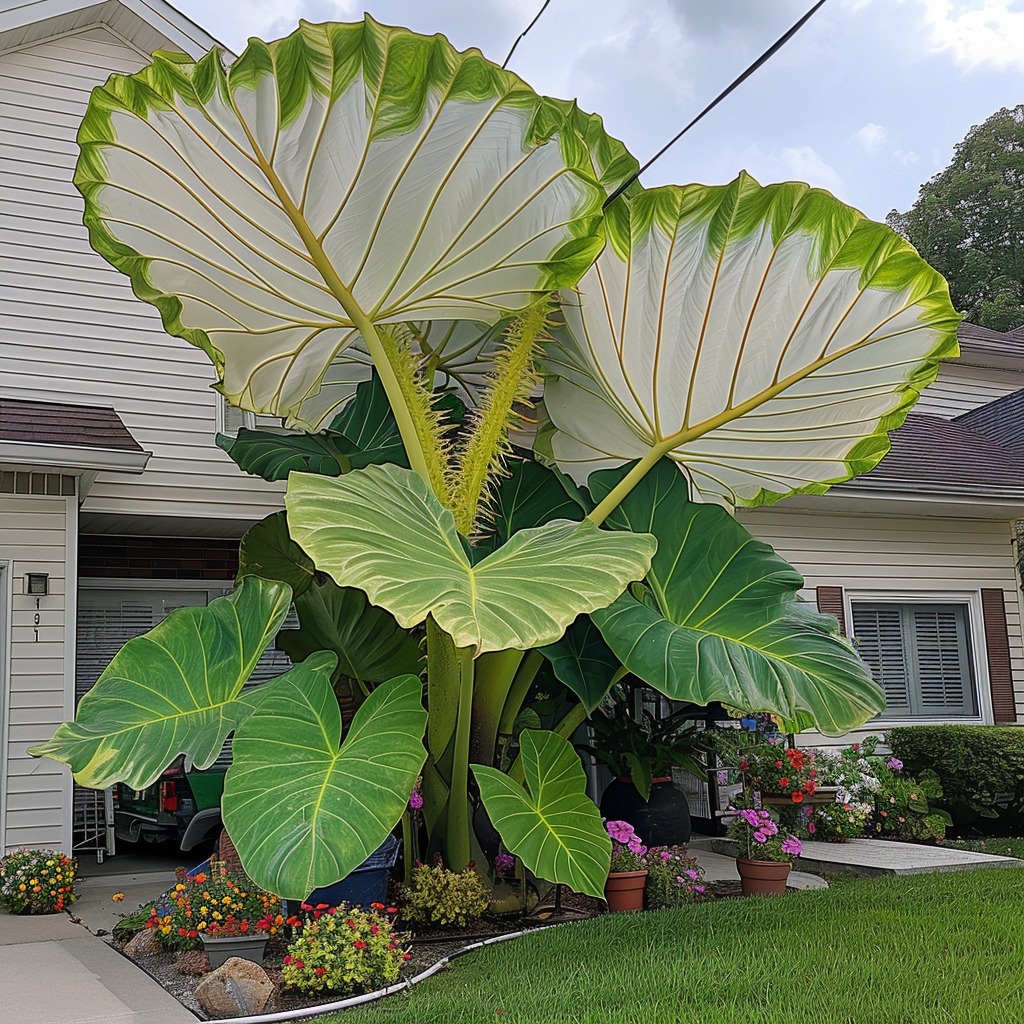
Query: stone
123 927 162 959
195 957 275 1017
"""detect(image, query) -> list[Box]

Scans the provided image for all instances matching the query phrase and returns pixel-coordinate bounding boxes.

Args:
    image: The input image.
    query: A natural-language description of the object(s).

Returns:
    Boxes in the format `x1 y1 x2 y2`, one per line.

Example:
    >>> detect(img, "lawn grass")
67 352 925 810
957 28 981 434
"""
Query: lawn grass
320 868 1024 1024
944 836 1024 860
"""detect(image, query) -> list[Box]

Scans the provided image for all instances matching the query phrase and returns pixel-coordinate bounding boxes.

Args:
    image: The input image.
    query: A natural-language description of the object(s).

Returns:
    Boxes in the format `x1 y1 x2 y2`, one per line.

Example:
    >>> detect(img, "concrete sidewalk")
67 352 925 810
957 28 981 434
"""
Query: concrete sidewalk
0 866 194 1024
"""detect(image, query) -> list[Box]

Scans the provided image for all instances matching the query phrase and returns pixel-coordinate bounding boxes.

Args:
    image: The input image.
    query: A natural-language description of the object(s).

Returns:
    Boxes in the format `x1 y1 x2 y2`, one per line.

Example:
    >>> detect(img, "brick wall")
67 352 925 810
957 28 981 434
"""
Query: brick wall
79 535 239 580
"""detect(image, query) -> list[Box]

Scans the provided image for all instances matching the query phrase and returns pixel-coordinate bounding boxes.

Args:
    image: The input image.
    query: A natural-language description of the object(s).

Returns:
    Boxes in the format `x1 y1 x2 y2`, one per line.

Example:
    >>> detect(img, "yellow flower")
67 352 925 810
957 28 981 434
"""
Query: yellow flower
111 893 125 902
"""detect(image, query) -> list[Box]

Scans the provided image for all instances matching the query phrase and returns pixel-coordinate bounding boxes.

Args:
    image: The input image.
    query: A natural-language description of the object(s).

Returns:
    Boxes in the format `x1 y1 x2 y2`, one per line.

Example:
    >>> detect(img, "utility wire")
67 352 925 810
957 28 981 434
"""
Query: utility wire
604 0 830 207
502 0 552 68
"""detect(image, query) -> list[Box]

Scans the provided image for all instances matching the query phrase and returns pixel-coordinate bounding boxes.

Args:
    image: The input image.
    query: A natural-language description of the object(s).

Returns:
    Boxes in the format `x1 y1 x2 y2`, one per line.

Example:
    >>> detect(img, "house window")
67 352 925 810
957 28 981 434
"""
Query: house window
850 602 977 718
216 396 283 436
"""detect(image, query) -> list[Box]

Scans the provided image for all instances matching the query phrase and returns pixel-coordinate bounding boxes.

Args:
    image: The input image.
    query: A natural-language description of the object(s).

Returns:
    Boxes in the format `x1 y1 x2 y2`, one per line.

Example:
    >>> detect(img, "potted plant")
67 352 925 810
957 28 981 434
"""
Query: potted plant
604 821 649 912
725 808 803 895
0 849 77 915
146 859 284 966
738 743 825 805
586 684 707 845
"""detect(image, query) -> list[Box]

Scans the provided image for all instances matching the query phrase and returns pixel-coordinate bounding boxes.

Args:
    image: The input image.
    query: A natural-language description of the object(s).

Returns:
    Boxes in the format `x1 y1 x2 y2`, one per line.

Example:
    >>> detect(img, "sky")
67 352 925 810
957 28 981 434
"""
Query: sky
167 0 1024 222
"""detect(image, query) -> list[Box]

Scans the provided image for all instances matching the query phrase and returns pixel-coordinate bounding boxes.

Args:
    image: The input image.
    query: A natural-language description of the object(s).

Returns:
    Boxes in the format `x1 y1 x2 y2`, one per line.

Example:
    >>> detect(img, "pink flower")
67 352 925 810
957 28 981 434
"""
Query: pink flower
781 836 803 856
409 790 424 810
886 757 903 771
660 851 673 862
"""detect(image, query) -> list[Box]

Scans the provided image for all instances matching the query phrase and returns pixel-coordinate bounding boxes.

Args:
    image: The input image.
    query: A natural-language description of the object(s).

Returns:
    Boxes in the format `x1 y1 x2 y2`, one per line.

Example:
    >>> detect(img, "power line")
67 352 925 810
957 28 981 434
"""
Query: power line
502 0 552 69
604 0 830 208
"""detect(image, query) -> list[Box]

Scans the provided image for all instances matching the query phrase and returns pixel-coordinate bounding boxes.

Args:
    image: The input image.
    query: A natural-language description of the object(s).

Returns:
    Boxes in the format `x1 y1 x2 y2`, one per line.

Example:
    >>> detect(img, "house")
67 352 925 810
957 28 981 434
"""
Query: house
739 322 1024 743
0 0 286 858
3 0 1024 860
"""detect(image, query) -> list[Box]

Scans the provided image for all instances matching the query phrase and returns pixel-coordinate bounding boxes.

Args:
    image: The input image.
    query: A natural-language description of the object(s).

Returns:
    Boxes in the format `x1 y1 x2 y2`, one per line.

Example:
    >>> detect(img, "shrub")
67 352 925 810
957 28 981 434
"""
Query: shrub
0 849 77 914
888 725 1024 831
869 757 949 842
283 904 408 994
643 846 706 908
145 859 283 950
402 859 490 929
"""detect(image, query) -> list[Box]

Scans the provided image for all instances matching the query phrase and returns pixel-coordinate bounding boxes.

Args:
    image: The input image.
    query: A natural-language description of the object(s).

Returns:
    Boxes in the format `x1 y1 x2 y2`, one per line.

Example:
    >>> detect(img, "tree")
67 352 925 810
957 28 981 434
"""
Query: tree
32 17 958 901
888 105 1024 332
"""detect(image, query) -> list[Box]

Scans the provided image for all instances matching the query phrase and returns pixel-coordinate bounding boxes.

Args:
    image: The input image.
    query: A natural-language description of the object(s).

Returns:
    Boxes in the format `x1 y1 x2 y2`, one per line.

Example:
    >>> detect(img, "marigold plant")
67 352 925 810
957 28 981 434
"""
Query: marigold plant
282 904 409 994
0 849 77 914
145 859 282 950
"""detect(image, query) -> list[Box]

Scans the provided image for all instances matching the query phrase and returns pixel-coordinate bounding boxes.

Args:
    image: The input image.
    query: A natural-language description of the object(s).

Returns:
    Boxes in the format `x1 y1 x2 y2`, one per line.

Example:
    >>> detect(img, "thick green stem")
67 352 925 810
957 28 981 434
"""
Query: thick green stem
446 643 476 871
496 650 544 742
586 444 671 527
471 649 525 766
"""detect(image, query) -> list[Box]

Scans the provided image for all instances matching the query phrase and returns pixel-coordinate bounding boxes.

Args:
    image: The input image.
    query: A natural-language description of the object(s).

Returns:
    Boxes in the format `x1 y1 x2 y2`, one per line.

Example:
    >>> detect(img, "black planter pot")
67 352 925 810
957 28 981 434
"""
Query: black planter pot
599 777 691 846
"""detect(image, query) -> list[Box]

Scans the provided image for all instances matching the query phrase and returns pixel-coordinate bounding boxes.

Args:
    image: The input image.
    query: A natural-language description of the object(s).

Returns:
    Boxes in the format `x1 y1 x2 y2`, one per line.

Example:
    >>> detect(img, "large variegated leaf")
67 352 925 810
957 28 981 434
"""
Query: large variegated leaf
285 463 655 654
542 174 961 507
29 577 292 789
223 658 426 899
589 460 885 735
472 729 610 897
76 16 619 430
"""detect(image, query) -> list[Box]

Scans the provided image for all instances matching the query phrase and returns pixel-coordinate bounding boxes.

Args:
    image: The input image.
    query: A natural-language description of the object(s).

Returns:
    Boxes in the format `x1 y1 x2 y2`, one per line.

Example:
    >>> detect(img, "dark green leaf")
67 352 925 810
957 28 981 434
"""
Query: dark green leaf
538 615 619 711
217 429 345 481
238 511 316 597
328 370 408 470
276 577 422 686
590 459 885 735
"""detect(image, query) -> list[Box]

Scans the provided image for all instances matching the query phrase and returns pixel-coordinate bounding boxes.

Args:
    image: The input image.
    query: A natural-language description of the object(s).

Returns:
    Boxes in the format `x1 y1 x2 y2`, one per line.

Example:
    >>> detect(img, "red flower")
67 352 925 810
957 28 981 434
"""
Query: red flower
315 967 326 977
371 902 385 910
353 940 367 949
370 924 380 935
386 907 397 914
791 792 804 803
283 956 293 965
778 777 790 788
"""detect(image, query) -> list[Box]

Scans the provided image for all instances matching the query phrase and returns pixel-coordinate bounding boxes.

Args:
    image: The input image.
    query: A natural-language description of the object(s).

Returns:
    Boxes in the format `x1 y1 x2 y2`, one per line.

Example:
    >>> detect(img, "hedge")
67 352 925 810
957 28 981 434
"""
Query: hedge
887 725 1024 828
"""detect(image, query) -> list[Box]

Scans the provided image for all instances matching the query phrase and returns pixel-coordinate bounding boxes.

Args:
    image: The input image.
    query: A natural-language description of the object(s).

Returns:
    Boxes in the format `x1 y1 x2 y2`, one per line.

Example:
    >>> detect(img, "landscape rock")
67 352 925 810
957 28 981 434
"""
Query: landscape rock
195 957 275 1017
123 928 161 959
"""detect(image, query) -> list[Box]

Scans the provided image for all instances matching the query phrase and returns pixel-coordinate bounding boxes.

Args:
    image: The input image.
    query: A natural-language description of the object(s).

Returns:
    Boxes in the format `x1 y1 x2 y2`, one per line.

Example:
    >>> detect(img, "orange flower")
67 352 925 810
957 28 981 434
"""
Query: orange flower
111 892 125 902
791 792 804 803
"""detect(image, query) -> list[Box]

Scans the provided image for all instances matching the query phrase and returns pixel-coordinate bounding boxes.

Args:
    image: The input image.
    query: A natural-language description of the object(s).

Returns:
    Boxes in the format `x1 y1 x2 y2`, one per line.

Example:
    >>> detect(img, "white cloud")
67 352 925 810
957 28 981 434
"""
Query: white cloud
892 148 920 166
855 122 889 152
732 144 848 199
906 0 1024 71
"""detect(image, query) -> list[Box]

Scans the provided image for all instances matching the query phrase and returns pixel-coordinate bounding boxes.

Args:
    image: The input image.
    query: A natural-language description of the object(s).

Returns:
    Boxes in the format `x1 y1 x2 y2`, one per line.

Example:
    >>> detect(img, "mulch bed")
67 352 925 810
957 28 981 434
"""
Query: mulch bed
115 880 775 1019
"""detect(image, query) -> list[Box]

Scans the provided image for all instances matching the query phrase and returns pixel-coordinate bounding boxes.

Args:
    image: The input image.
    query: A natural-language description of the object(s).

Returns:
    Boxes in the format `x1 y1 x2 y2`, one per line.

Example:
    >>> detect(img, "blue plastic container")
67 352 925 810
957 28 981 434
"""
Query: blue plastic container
298 833 400 909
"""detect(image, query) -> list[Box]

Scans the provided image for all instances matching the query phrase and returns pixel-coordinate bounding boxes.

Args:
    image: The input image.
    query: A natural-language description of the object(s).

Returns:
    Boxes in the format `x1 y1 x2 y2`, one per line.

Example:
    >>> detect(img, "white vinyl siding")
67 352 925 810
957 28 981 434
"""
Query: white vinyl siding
852 602 976 717
914 364 1024 418
0 27 285 522
738 507 1023 736
0 495 73 854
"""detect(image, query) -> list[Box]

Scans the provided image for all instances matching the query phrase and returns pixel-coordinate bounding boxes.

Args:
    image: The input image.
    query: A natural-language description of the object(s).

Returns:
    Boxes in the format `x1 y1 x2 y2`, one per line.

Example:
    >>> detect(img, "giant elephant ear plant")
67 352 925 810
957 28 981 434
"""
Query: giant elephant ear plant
32 15 960 900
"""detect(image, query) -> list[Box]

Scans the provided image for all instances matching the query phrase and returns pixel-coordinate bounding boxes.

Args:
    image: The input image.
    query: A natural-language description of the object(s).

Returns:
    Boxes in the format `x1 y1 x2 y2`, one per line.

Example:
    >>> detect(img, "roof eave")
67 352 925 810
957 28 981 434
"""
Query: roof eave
0 439 151 475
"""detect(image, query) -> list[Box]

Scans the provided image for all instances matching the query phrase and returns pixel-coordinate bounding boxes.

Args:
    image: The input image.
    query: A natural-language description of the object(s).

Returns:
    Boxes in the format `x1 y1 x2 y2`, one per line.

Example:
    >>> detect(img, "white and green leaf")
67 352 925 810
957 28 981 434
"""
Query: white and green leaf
76 17 619 429
223 659 427 899
473 729 611 897
542 174 961 507
29 576 292 789
285 462 655 653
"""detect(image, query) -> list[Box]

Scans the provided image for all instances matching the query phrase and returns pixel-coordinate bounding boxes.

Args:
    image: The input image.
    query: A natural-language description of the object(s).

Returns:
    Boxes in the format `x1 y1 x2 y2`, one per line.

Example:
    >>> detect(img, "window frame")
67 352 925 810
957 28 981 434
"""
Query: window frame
843 589 993 726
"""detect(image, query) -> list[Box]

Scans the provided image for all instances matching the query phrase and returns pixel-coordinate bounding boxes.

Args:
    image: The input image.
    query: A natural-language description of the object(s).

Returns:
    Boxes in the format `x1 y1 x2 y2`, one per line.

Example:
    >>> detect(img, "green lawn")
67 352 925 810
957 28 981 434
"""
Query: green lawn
319 868 1024 1024
944 836 1024 860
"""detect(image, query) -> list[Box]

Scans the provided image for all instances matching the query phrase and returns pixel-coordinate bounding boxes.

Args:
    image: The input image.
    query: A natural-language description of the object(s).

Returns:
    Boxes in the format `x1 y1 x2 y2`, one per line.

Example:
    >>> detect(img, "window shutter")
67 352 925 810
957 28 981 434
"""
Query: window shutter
816 586 847 636
981 588 1017 723
851 604 910 711
911 606 973 715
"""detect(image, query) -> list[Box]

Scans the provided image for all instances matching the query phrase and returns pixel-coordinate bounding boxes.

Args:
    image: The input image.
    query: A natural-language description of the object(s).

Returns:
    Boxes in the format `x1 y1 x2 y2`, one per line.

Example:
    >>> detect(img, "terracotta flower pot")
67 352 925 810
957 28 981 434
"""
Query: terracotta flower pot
604 869 648 912
736 857 791 896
